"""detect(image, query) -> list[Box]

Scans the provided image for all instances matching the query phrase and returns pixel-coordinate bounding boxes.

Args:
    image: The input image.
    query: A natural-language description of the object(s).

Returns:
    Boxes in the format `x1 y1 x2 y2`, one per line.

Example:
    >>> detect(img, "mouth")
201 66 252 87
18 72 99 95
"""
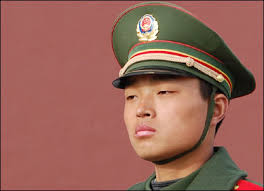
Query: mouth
135 125 156 138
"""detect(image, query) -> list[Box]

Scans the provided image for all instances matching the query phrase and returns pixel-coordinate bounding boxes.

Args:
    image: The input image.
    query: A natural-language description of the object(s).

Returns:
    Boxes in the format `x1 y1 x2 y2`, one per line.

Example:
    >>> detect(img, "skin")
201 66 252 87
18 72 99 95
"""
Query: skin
124 75 229 181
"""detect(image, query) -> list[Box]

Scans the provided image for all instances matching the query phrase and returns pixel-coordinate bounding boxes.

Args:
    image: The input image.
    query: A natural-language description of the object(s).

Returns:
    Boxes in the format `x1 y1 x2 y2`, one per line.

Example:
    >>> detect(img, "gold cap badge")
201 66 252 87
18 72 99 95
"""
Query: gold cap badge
136 14 159 41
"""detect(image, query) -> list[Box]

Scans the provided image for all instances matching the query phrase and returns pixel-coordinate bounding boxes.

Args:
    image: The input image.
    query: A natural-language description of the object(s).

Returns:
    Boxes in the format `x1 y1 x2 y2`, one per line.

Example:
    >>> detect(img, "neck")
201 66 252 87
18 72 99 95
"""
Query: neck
154 145 214 182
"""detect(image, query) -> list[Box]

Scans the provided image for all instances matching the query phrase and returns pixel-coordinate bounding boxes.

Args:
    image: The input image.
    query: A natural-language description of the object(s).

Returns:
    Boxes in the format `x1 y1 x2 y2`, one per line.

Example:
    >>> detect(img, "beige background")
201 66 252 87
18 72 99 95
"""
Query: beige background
1 1 263 189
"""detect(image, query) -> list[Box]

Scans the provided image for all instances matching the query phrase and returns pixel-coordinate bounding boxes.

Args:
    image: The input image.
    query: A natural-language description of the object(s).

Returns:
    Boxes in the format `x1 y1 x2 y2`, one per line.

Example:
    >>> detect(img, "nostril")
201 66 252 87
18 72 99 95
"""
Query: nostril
136 111 152 118
145 113 151 117
136 106 156 118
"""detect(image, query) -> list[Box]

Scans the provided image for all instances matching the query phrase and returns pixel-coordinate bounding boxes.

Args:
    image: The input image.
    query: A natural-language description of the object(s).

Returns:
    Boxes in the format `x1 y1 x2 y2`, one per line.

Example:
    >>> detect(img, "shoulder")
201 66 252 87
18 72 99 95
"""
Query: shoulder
233 179 263 190
127 181 146 190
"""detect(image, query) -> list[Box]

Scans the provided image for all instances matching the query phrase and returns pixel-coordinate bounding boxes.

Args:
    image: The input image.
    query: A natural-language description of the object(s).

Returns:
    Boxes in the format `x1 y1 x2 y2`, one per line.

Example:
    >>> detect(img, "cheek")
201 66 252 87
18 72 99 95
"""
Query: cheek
123 103 135 135
157 98 208 138
187 100 208 125
124 103 132 124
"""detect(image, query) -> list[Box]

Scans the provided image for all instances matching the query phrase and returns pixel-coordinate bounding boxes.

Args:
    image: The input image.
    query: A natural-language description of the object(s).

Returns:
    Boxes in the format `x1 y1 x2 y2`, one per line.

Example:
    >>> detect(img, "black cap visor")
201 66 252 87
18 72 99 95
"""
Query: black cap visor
112 68 195 89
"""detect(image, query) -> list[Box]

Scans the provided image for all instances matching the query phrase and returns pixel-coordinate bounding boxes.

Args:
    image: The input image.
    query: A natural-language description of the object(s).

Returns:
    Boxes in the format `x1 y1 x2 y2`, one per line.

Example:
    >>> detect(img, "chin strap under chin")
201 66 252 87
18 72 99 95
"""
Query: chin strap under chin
153 87 217 165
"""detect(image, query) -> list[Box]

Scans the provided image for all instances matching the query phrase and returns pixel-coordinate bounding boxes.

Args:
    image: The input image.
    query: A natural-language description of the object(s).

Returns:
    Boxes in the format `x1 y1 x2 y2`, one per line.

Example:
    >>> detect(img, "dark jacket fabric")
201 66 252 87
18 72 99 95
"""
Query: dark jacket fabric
128 147 255 190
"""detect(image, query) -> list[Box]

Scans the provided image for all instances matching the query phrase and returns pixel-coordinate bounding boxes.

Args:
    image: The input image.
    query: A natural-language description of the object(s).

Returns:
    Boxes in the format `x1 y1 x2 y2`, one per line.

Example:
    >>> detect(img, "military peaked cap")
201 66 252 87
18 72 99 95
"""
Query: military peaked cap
111 1 255 99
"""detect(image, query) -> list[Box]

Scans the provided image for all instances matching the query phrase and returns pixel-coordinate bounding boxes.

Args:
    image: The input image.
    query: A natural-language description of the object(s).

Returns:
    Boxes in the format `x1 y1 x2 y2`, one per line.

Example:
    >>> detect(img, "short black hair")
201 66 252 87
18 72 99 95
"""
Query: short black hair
199 79 224 134
199 79 212 100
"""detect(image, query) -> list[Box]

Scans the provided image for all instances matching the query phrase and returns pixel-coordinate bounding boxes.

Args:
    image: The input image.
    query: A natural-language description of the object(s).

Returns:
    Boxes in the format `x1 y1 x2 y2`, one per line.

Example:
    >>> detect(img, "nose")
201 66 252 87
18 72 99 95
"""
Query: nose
136 98 156 118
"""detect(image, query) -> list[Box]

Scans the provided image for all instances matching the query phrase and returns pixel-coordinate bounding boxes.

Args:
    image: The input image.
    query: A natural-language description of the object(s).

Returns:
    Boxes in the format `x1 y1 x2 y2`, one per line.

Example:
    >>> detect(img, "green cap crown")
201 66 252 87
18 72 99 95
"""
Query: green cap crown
111 1 255 99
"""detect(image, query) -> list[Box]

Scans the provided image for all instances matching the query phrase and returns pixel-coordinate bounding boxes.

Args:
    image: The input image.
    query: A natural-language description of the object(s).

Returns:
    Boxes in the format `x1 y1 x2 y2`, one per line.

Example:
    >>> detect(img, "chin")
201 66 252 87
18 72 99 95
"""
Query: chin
135 146 190 162
135 150 174 162
138 154 162 162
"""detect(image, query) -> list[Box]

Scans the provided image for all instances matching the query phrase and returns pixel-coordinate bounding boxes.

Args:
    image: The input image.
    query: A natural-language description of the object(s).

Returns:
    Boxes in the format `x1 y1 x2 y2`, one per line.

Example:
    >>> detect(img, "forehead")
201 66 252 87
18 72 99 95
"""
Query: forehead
124 74 196 88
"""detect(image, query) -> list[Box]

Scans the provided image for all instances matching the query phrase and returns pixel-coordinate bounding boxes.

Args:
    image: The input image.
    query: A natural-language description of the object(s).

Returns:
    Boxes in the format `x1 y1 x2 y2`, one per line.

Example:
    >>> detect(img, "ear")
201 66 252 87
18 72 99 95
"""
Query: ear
210 93 229 127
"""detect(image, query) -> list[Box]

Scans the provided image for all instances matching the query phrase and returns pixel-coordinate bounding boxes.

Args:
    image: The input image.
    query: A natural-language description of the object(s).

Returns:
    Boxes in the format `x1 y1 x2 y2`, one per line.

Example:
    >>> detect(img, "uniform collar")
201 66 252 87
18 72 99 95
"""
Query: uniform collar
143 147 247 190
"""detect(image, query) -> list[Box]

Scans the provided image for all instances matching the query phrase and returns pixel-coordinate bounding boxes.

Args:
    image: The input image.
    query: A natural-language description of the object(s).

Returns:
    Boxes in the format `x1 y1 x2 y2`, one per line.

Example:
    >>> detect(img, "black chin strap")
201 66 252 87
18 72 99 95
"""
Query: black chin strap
153 87 217 165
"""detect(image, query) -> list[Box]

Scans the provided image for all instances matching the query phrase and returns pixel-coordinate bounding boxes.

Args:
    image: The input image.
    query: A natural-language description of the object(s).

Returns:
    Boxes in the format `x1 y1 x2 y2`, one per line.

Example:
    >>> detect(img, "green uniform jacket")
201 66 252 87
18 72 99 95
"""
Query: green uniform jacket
128 147 258 190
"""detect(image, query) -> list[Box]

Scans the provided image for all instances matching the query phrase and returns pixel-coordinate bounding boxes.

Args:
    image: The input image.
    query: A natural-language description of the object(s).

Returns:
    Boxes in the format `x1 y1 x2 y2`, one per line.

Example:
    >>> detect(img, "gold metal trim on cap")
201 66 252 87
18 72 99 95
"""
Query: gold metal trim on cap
216 74 224 82
119 53 225 85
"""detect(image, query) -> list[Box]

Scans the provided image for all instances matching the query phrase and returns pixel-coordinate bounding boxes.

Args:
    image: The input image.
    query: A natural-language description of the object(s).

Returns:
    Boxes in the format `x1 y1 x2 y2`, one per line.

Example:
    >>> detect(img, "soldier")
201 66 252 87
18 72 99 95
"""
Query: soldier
111 2 263 190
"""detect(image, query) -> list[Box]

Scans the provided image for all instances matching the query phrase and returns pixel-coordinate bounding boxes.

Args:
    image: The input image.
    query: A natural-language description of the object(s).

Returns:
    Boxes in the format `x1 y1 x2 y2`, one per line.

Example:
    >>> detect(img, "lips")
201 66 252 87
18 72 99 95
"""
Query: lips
135 125 156 137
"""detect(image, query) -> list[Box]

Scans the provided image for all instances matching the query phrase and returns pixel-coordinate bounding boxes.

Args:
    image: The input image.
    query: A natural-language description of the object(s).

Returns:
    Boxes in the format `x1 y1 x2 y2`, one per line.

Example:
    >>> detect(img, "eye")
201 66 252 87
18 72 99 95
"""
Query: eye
158 91 174 95
126 95 136 101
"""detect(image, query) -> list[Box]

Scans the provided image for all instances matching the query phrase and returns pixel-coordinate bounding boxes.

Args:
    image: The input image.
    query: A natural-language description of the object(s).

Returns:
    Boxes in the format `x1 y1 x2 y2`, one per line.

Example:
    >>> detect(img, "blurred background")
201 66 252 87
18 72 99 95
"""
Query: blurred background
1 1 263 189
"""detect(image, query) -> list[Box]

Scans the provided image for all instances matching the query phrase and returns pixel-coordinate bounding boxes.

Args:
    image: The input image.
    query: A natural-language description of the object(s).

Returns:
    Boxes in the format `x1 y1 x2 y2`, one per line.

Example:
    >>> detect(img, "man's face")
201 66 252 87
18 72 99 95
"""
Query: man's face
124 75 209 161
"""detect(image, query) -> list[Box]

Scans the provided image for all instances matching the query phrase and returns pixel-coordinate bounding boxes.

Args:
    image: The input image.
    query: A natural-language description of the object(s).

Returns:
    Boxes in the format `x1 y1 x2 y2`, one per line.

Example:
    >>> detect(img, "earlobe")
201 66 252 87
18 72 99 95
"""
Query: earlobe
211 94 229 127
